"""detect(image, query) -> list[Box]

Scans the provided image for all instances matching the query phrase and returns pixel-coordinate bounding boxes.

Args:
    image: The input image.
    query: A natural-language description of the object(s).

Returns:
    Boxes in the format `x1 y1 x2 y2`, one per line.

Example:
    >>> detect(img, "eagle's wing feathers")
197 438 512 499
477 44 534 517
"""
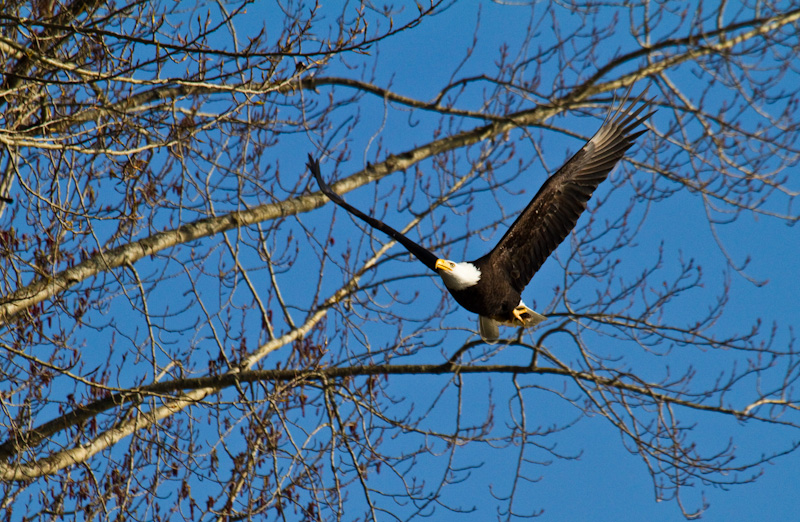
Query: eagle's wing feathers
485 91 654 294
307 155 440 271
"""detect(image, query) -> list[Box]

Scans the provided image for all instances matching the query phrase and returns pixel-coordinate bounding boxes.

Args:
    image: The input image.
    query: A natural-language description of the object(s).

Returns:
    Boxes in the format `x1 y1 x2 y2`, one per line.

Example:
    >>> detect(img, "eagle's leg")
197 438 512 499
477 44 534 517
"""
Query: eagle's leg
511 303 547 327
512 306 529 325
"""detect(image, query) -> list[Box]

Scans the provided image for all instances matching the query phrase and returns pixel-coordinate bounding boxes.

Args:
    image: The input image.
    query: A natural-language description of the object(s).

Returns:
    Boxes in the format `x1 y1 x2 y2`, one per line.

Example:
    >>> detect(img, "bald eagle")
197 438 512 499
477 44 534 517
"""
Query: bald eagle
308 91 653 343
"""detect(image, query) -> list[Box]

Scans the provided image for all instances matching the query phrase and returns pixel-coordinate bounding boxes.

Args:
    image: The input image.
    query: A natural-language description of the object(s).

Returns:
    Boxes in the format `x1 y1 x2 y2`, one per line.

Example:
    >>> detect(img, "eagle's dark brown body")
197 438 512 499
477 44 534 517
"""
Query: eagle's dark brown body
448 255 521 321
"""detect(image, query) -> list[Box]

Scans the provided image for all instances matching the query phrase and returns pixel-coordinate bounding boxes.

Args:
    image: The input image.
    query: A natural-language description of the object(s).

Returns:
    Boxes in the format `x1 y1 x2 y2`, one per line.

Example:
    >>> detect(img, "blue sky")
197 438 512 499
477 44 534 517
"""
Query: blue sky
291 2 800 520
4 1 799 520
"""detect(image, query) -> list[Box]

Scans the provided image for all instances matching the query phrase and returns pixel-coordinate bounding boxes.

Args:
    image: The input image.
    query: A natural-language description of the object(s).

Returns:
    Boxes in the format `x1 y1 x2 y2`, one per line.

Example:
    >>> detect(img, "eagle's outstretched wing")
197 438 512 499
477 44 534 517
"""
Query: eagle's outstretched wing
307 155 440 271
483 91 654 293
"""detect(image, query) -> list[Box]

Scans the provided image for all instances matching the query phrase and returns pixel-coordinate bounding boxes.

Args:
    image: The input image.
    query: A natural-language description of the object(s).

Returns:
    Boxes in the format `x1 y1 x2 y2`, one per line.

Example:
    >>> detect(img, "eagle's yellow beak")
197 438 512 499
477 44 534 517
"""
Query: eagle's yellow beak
435 259 452 272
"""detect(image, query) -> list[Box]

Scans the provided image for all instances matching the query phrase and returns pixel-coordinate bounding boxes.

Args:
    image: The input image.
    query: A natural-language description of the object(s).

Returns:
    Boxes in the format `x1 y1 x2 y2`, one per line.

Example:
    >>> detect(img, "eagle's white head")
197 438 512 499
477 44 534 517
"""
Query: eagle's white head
435 259 481 291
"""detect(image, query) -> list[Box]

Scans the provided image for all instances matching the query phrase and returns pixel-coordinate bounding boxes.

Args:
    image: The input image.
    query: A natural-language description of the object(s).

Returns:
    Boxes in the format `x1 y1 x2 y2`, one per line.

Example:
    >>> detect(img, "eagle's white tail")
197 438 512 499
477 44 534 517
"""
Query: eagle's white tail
479 316 501 344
